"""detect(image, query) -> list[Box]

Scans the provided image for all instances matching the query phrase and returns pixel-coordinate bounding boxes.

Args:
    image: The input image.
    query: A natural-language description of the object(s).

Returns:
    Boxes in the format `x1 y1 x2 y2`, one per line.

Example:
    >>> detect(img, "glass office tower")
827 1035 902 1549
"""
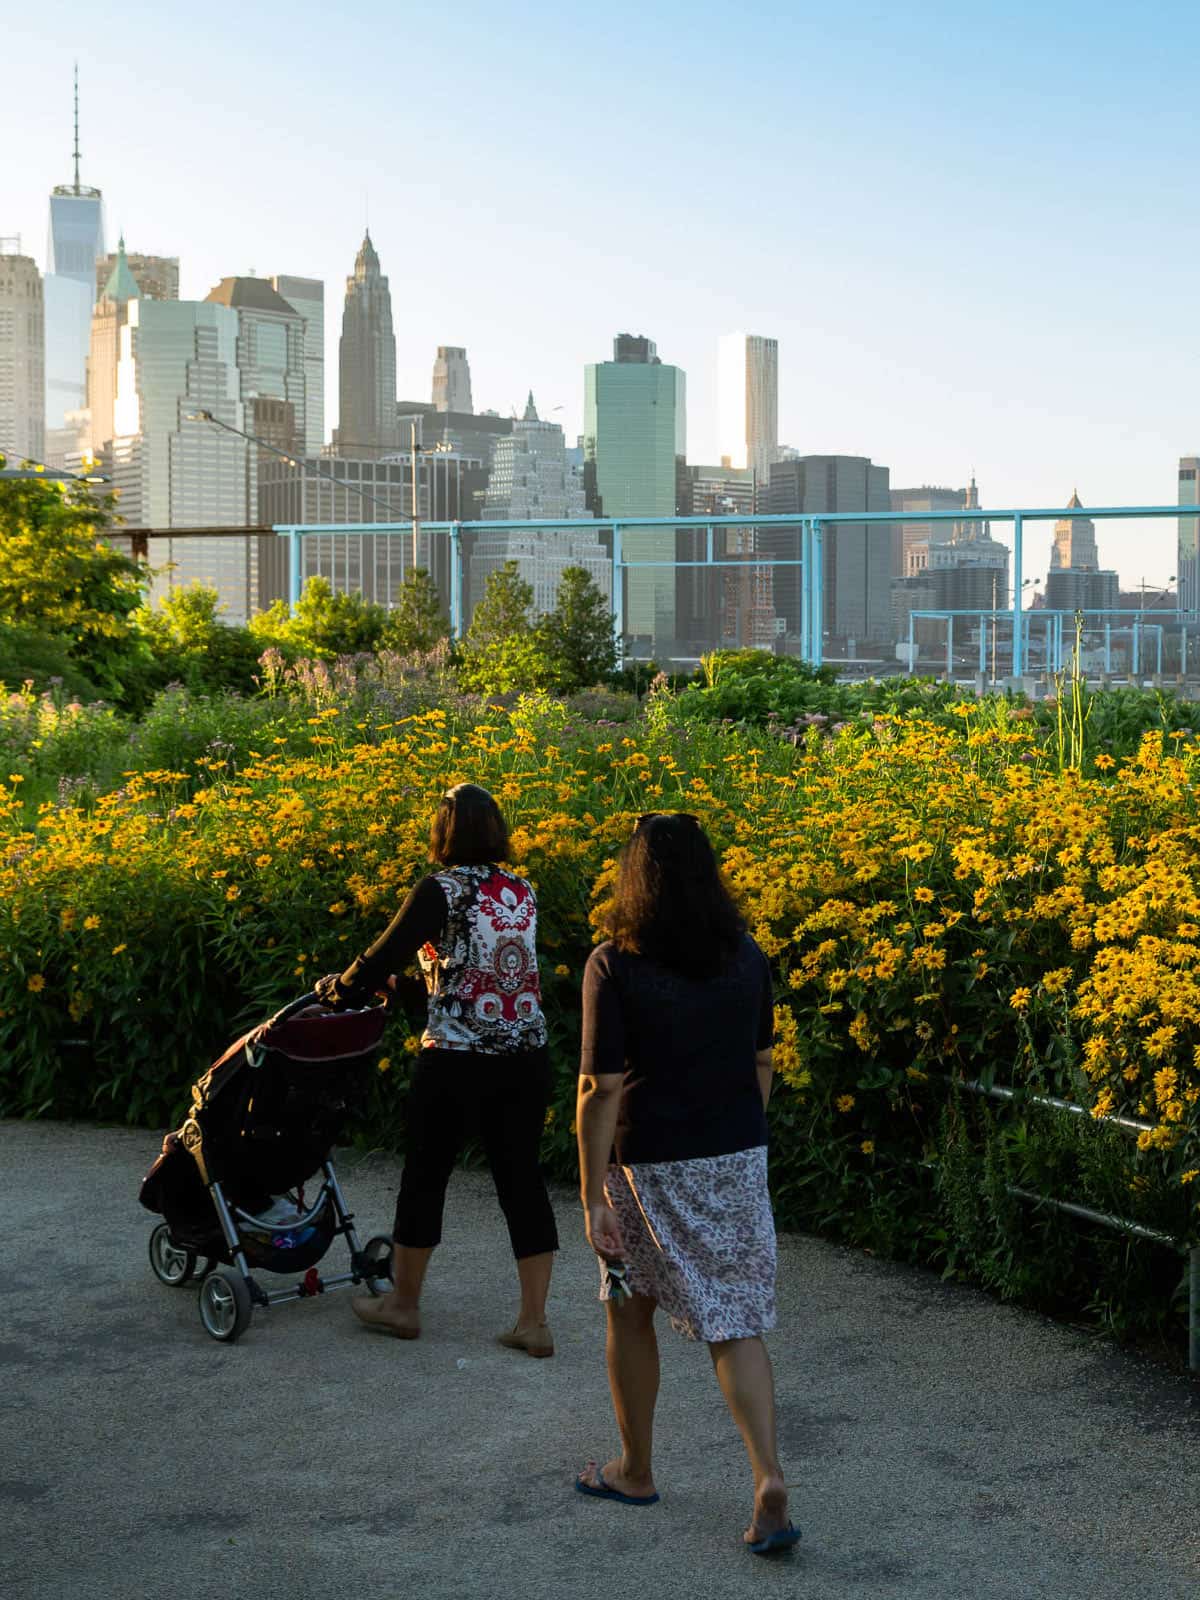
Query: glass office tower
583 334 686 655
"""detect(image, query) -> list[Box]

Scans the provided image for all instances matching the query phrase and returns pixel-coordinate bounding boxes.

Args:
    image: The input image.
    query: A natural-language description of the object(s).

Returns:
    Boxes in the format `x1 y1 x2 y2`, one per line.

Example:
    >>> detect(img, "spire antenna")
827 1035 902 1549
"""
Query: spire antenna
73 62 81 192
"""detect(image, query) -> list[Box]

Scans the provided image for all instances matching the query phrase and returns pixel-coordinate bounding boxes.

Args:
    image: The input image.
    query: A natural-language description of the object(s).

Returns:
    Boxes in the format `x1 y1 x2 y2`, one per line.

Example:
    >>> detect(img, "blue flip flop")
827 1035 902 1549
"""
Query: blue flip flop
575 1465 660 1507
746 1522 802 1556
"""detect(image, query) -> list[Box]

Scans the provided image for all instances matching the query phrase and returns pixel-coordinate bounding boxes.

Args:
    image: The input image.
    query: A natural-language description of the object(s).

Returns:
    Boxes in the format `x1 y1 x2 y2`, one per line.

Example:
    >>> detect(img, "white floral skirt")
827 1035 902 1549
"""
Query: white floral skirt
599 1145 777 1342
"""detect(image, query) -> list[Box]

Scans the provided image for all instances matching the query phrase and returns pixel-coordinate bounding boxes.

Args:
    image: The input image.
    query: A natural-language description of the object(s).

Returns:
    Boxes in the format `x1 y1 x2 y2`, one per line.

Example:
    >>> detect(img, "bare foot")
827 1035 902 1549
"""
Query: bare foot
577 1457 658 1501
744 1475 789 1545
351 1293 420 1339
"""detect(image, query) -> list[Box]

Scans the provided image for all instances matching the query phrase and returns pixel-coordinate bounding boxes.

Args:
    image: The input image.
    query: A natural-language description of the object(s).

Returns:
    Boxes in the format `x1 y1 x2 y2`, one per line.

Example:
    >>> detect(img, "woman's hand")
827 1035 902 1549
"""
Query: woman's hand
585 1202 625 1262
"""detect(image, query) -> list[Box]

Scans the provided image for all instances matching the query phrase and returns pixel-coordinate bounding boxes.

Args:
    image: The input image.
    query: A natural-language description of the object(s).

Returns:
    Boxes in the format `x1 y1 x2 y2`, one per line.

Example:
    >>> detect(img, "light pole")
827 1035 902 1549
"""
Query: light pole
186 410 407 520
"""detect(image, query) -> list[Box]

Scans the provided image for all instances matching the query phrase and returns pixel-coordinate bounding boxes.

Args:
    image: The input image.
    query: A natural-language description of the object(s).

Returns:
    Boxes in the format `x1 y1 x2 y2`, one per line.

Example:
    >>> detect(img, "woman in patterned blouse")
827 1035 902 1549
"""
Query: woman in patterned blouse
316 783 557 1356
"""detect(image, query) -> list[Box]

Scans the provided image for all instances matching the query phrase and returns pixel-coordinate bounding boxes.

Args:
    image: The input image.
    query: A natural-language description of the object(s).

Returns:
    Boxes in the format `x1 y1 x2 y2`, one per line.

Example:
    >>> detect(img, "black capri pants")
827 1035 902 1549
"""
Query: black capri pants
394 1045 559 1260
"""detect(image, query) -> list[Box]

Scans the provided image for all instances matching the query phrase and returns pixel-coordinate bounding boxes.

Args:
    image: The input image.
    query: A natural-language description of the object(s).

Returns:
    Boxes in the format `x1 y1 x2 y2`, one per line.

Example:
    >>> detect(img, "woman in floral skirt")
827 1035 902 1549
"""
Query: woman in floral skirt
574 812 799 1555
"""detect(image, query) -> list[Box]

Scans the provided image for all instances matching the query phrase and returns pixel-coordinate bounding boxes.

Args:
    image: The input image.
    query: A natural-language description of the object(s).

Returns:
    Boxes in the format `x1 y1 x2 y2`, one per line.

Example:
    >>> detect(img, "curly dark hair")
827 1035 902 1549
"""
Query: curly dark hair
604 813 746 977
429 783 510 866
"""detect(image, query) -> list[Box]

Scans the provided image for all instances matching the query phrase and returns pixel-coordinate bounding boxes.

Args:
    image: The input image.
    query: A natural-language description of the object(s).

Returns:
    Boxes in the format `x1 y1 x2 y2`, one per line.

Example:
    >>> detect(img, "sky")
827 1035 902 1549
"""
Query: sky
5 0 1199 587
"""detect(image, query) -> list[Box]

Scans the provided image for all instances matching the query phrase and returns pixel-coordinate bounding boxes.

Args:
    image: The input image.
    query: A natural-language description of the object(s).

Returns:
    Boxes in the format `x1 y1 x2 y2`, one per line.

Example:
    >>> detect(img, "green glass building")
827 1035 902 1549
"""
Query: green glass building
583 334 686 653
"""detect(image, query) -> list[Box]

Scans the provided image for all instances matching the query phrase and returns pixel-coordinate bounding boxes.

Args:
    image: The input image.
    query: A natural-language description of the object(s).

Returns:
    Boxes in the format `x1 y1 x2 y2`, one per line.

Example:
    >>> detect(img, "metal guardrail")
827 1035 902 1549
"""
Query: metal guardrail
268 504 1198 670
908 608 1196 680
949 1075 1199 1370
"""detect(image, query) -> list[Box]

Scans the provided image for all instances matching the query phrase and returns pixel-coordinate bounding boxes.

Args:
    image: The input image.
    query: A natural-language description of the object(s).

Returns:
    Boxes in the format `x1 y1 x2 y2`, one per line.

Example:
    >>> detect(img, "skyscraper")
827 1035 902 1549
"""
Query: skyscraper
717 333 778 487
583 333 686 652
333 233 397 457
96 250 179 304
205 277 307 525
271 275 324 453
766 455 892 644
44 68 105 438
0 240 45 463
112 297 245 527
472 392 601 615
111 298 252 613
1050 490 1100 570
889 484 967 577
432 346 472 414
1045 490 1115 614
86 236 140 460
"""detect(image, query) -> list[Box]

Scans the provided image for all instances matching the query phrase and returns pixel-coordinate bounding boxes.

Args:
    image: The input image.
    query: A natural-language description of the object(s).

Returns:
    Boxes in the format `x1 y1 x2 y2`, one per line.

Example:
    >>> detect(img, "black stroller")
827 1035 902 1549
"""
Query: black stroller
140 992 395 1343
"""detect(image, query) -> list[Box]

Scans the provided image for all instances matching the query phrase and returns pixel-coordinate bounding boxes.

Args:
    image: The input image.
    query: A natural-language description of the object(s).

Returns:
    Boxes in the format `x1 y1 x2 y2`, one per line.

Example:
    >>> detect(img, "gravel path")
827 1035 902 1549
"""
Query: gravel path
2 1120 1198 1599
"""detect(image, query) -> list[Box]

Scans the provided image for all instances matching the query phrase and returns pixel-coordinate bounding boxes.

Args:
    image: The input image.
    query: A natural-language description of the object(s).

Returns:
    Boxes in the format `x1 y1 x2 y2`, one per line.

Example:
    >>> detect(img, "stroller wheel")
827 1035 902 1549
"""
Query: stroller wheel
149 1224 196 1287
198 1268 253 1343
361 1234 395 1296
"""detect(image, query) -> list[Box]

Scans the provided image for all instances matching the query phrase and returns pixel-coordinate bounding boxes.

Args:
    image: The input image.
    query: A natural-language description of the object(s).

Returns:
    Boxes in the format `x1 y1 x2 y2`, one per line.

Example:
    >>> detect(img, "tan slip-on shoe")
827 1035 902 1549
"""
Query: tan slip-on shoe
351 1294 421 1339
497 1322 554 1358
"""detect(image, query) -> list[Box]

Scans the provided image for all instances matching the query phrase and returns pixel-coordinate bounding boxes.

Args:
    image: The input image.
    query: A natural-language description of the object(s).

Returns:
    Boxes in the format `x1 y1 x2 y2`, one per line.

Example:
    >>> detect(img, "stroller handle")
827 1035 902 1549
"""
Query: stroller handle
269 991 323 1026
265 989 392 1029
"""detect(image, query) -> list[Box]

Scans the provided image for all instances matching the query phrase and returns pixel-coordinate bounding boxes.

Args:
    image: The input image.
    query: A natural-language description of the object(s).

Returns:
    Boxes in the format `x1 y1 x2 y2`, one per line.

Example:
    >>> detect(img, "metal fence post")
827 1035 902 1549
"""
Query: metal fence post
946 615 954 680
1191 1247 1200 1372
798 522 809 664
448 522 462 638
811 520 824 668
287 527 302 609
612 523 624 670
908 612 916 677
1011 513 1024 678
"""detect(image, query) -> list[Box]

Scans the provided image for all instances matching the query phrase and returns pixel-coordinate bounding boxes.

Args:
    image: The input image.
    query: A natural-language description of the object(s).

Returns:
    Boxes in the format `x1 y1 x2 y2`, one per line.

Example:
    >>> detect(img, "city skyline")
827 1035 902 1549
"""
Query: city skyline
5 3 1200 586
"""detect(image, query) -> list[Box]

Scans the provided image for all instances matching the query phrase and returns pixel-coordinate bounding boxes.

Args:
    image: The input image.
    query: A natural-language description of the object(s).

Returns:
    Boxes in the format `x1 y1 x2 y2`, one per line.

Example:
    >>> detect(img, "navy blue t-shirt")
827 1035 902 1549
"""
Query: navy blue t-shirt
579 933 775 1166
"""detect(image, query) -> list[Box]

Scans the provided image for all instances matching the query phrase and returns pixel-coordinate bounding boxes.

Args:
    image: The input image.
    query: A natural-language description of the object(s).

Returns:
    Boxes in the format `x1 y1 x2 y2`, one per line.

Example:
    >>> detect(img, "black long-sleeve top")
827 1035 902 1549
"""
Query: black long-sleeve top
580 933 774 1165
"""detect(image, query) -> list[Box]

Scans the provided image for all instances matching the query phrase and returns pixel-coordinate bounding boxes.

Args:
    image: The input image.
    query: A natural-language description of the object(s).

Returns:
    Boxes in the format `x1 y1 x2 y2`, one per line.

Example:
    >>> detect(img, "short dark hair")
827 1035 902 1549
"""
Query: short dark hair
429 782 510 867
603 813 745 977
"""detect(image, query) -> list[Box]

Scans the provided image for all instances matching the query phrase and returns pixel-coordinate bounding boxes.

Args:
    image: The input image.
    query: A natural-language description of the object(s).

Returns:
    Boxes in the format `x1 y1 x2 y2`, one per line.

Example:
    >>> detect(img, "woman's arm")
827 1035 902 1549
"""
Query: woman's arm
577 946 627 1259
576 1072 626 1259
756 1046 775 1111
318 877 447 1006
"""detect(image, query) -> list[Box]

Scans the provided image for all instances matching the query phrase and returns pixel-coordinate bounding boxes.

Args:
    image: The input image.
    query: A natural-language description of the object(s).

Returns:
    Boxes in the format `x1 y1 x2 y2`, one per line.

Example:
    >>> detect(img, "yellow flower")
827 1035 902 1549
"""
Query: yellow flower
328 901 349 917
913 886 935 904
836 1094 856 1113
225 885 240 901
377 1056 392 1074
83 915 101 931
403 1035 422 1055
1180 1170 1198 1186
1010 987 1032 1012
111 943 127 956
554 964 570 977
27 973 45 993
860 1139 875 1155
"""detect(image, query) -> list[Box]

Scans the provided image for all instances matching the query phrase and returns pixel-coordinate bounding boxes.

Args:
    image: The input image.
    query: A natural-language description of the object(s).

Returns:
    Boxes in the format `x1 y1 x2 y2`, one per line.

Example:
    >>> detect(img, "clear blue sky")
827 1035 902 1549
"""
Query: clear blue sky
6 0 1198 586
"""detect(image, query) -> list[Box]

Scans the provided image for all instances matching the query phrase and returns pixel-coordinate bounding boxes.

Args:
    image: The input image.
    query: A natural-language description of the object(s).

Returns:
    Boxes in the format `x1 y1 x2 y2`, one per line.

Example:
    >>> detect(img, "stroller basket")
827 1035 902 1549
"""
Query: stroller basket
140 992 396 1342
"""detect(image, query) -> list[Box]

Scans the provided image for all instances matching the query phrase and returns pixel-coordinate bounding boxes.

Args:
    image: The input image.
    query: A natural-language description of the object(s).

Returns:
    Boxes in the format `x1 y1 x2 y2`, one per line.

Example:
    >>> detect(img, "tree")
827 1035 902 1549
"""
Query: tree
455 561 553 694
0 465 148 697
136 583 263 694
536 565 618 692
380 567 450 656
248 575 388 660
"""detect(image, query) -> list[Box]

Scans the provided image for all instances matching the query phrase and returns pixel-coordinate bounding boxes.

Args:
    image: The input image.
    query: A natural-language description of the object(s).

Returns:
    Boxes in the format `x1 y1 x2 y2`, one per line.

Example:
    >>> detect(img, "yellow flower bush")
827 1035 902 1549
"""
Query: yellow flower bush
1 694 1198 1347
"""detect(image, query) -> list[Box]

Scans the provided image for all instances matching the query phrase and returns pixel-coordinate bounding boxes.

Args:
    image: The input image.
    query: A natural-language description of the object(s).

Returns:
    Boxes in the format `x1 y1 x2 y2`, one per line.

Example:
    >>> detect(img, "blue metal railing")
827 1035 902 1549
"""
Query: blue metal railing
908 608 1196 680
272 505 1195 672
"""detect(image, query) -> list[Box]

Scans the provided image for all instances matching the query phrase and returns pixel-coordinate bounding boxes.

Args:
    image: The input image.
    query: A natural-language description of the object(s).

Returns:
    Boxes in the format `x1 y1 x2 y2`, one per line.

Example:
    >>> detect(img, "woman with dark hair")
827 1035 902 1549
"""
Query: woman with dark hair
315 782 557 1355
574 813 799 1554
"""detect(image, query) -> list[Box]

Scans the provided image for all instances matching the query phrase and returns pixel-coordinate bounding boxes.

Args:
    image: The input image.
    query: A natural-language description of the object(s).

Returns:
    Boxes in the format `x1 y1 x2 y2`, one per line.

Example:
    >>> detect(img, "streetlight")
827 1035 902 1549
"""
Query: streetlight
0 460 109 483
1138 574 1177 611
185 410 408 523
